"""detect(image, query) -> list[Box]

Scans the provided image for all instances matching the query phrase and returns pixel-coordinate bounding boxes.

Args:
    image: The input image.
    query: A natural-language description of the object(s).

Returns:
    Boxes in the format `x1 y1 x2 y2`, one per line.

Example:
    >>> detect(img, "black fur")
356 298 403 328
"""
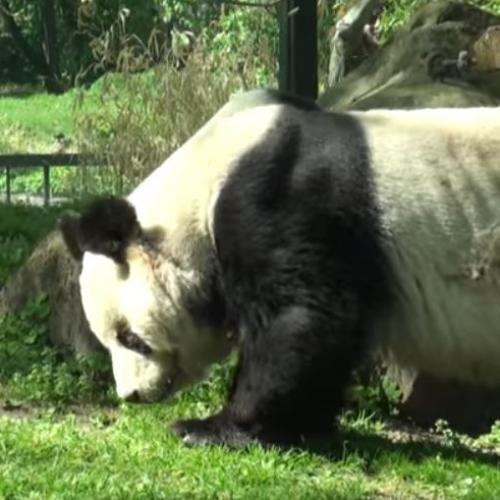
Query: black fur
255 88 320 112
172 106 392 447
60 197 140 264
115 319 153 357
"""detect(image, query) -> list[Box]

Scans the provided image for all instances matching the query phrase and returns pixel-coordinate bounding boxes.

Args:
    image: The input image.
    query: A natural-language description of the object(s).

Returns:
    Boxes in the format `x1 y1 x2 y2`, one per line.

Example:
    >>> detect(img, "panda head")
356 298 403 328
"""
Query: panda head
60 197 233 402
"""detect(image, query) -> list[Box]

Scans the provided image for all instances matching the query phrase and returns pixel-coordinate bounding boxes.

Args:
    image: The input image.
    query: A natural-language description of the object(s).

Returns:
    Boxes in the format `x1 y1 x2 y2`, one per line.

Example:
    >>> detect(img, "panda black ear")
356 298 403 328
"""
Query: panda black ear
59 197 141 264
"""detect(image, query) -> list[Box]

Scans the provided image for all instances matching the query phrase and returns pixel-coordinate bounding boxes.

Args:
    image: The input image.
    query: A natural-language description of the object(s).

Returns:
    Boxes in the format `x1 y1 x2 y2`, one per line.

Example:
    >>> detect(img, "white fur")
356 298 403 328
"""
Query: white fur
358 107 500 386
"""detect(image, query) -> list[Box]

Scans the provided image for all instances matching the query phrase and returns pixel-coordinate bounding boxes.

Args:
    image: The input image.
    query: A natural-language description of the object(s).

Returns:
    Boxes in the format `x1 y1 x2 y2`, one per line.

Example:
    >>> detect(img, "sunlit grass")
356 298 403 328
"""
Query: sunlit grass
0 91 80 153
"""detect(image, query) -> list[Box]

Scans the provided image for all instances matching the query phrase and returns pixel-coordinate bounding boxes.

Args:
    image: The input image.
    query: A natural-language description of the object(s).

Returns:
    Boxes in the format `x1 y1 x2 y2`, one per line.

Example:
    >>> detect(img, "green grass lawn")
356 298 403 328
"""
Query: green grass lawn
1 205 500 499
0 76 141 155
0 89 78 154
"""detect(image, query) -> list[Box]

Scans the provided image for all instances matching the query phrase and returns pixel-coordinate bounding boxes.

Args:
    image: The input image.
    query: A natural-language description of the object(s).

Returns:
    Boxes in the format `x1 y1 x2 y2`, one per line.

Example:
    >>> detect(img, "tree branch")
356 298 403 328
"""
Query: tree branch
213 0 279 8
0 0 64 93
0 0 46 73
328 0 382 87
40 0 64 93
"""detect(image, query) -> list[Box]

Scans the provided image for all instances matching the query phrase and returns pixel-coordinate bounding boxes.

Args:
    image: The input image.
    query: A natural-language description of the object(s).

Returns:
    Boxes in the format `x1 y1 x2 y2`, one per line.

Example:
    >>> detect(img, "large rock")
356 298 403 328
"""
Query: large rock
320 0 500 111
0 230 101 353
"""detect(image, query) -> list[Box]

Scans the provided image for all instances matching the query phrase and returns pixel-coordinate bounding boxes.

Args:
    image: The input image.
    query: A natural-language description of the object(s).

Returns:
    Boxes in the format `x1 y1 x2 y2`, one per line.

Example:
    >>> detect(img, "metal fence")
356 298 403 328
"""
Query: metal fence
0 154 92 207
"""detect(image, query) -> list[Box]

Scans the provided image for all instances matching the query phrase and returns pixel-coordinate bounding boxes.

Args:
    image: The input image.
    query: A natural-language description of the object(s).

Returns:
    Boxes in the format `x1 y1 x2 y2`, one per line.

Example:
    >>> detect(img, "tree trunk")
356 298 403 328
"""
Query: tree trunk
40 0 64 94
0 0 45 74
0 0 64 93
328 0 381 87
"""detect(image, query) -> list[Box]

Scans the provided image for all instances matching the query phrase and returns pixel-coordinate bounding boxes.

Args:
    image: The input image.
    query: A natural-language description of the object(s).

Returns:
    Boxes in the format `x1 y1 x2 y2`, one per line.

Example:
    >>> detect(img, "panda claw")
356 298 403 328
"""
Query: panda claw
182 433 208 447
171 416 255 448
171 418 215 446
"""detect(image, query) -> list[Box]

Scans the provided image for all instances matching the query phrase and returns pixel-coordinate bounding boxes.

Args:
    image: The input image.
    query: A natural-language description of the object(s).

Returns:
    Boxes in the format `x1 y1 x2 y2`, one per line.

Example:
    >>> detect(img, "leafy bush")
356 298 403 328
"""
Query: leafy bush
72 43 272 193
202 5 278 88
0 296 115 407
1 0 165 85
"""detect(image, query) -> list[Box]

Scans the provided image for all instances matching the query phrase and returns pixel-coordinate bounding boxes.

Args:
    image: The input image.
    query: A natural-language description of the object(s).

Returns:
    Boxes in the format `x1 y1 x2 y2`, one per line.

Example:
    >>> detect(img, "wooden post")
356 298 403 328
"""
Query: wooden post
5 167 11 204
43 162 50 207
0 155 86 206
278 0 317 100
40 0 63 93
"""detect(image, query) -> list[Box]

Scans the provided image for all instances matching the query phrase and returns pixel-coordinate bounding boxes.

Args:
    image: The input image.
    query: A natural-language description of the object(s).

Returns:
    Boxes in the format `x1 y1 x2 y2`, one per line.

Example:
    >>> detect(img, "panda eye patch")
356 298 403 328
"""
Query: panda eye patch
116 325 153 356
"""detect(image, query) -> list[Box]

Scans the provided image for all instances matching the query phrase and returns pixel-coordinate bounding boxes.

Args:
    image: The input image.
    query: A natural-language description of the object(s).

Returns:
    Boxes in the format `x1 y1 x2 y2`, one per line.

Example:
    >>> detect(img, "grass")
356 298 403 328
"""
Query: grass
0 90 78 154
1 204 500 499
1 338 500 500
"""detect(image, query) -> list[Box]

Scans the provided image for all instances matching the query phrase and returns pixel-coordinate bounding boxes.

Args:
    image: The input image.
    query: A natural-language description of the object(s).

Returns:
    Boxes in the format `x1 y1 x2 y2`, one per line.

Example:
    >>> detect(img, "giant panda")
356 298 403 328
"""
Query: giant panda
61 89 500 447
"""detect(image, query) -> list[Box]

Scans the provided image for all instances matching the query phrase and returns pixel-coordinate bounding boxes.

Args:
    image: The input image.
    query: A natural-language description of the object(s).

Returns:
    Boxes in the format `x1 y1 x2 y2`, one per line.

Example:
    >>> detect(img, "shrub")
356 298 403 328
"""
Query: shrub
73 6 279 194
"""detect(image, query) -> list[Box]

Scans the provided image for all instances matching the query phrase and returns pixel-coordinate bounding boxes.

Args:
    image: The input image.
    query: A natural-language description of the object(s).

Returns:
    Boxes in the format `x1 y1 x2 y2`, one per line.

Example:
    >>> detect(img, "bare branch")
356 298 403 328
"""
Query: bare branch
213 0 279 8
328 0 382 87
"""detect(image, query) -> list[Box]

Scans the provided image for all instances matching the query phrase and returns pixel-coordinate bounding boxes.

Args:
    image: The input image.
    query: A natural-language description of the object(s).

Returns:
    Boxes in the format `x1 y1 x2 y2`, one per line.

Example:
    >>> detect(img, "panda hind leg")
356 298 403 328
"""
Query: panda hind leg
171 303 361 448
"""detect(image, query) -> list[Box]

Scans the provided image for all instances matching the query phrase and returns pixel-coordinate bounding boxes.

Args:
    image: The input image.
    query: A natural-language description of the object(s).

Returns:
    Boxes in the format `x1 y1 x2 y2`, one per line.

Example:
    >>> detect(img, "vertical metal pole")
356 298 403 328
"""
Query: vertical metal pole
6 167 11 204
43 163 50 207
278 0 318 100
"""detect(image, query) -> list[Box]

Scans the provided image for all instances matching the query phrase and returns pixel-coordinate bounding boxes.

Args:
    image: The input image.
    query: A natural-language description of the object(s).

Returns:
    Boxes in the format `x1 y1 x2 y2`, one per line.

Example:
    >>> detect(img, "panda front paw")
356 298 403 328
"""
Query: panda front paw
171 414 255 448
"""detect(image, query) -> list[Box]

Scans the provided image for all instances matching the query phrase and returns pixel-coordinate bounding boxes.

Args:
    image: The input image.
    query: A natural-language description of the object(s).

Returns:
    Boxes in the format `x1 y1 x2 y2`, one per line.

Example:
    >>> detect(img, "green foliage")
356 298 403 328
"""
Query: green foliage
157 0 221 32
202 5 278 87
73 56 247 194
0 233 32 287
1 0 165 85
378 0 432 42
349 373 401 417
378 0 500 43
0 296 115 407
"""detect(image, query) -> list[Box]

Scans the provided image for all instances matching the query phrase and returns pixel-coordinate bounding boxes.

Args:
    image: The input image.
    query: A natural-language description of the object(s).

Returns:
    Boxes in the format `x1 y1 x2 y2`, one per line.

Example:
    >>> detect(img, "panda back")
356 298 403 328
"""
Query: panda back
359 107 500 386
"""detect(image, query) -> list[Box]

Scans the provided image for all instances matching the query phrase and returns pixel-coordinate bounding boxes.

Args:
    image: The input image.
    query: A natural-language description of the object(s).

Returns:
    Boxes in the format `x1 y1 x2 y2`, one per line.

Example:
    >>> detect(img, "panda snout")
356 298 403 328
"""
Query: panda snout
121 378 175 404
123 390 141 403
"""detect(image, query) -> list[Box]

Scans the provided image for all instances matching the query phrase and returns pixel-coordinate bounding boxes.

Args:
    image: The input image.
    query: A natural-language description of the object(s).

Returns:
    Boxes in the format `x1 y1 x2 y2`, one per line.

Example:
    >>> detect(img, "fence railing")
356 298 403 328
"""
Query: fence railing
0 154 95 207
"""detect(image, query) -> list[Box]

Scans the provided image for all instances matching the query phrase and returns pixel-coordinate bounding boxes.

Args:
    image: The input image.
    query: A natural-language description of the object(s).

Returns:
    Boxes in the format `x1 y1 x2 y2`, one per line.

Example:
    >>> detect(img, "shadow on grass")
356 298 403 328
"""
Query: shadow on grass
303 427 500 467
0 84 44 98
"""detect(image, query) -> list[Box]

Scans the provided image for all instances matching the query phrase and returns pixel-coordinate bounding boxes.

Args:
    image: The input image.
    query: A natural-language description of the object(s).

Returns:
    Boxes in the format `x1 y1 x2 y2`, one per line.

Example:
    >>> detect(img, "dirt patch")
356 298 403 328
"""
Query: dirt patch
380 419 500 458
0 398 119 427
